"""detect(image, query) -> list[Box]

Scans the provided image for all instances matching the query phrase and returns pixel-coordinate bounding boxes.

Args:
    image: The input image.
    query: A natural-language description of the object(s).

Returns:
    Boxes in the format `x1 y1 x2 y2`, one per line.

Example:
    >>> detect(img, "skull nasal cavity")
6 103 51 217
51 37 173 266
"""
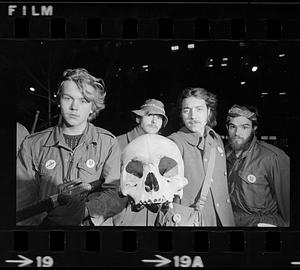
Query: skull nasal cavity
145 172 159 192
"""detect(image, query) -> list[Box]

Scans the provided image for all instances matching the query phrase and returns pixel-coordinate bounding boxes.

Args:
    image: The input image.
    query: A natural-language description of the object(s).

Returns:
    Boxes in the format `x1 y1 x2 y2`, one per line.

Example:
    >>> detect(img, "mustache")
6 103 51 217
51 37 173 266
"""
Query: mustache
188 120 202 124
147 124 159 128
232 136 243 140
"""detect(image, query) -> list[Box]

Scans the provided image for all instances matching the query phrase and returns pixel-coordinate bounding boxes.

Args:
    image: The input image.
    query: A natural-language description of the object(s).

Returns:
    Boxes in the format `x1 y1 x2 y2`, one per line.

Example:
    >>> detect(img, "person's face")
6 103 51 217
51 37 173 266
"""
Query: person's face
138 114 163 134
60 80 93 129
181 96 210 134
227 116 256 151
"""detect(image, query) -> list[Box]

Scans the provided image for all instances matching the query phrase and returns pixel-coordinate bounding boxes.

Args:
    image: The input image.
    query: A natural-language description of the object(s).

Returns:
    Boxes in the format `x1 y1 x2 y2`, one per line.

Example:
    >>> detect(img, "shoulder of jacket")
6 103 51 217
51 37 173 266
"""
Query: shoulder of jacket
257 140 288 158
207 127 220 140
207 128 224 146
117 132 126 140
94 126 117 139
26 127 53 140
168 131 182 142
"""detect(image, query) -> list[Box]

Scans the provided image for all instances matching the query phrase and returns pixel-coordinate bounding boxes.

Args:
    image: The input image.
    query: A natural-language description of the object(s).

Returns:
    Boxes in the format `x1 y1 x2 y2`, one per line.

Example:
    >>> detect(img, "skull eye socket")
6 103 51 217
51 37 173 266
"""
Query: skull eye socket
158 157 178 177
126 160 143 178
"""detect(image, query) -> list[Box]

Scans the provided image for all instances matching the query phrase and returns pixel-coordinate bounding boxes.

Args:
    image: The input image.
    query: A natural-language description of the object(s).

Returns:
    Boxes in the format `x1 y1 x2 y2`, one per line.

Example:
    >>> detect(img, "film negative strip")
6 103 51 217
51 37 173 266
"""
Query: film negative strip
0 1 299 268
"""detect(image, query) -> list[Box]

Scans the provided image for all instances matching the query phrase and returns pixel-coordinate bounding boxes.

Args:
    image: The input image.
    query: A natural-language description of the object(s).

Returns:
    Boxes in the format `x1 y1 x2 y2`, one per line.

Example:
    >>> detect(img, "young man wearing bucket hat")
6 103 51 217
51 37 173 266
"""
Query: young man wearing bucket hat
117 99 168 151
113 98 168 225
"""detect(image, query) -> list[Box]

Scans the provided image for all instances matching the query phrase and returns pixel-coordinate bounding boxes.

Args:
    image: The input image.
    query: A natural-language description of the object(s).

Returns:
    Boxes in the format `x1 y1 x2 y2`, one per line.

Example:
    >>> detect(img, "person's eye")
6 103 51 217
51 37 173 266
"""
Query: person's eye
81 98 88 103
63 96 71 101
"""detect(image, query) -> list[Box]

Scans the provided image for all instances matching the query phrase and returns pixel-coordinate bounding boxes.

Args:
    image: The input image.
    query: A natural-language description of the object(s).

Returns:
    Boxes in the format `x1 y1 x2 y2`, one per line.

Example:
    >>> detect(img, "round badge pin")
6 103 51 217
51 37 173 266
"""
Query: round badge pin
172 213 181 224
247 174 256 183
86 159 95 168
217 146 224 154
45 159 56 170
217 146 224 156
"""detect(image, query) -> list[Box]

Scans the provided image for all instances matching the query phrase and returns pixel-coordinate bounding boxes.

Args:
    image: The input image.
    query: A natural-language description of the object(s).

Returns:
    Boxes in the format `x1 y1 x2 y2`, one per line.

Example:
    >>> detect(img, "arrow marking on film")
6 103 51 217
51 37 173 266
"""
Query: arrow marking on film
5 255 33 267
142 254 171 267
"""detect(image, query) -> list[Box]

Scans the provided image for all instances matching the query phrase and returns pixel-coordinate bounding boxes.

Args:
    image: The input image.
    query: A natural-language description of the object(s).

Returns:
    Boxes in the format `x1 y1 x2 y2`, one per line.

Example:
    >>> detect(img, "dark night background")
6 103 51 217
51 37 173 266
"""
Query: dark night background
0 38 297 229
2 40 294 153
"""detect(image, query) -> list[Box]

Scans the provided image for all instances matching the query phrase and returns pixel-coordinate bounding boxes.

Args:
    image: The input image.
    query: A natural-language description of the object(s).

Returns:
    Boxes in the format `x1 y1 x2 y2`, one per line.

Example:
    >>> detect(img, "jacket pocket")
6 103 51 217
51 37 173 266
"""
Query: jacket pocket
39 159 58 176
76 159 100 182
238 171 267 209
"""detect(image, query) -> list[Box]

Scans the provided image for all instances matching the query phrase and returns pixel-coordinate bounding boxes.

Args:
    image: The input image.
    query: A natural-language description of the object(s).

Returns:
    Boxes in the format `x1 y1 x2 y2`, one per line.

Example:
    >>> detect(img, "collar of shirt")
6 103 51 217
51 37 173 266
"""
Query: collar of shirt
43 122 98 147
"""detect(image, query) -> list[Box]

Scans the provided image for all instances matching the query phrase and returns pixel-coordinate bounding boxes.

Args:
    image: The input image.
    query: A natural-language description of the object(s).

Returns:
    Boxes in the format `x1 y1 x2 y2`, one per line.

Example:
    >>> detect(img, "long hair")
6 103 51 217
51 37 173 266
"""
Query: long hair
177 87 218 128
57 68 106 121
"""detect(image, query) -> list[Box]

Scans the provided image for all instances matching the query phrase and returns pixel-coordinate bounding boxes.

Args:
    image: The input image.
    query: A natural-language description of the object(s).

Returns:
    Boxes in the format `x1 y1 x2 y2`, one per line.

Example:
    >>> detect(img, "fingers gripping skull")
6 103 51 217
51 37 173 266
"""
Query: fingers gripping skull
120 134 188 205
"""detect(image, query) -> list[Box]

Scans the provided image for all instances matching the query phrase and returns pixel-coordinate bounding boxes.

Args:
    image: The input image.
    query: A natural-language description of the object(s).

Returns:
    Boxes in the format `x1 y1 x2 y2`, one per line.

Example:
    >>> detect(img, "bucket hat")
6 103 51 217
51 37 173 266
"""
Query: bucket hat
132 99 168 127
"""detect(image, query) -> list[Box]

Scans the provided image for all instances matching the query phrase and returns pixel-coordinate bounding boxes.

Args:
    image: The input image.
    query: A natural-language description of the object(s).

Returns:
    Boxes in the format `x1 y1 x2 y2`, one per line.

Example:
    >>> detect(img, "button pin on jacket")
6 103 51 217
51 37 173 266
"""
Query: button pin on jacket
217 146 224 156
86 159 95 168
172 213 181 224
247 174 256 183
45 159 56 170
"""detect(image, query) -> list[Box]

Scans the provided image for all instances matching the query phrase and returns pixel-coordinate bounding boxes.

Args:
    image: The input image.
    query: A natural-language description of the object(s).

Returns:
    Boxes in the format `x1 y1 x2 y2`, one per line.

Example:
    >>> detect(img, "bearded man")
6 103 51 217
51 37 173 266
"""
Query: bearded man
225 104 290 227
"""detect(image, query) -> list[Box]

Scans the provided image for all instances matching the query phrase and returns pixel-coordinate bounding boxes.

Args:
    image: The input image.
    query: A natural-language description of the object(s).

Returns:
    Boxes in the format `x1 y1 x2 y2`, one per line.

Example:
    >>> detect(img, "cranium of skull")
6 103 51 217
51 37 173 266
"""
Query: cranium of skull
120 134 188 205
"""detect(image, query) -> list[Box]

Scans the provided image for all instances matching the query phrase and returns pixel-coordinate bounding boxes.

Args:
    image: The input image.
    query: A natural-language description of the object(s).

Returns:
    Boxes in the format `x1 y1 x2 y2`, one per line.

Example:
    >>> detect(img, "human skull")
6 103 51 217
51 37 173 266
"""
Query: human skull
120 134 188 205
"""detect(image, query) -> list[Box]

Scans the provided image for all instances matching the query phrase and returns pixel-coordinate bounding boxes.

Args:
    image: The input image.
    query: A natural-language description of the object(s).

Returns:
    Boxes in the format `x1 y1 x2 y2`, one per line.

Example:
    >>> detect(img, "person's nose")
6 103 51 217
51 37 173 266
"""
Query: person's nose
235 127 242 137
189 109 195 119
151 115 158 123
71 99 79 110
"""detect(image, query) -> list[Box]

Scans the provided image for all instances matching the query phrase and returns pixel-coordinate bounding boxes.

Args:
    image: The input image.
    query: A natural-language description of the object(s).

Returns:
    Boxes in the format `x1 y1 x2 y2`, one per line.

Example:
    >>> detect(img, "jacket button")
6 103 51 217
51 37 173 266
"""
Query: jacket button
216 203 220 207
204 158 208 162
226 199 230 203
224 171 227 176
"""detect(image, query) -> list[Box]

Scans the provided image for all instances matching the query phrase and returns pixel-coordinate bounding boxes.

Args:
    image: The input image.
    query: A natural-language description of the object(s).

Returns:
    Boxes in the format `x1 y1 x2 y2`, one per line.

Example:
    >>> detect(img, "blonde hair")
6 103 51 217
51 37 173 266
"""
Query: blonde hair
57 68 106 121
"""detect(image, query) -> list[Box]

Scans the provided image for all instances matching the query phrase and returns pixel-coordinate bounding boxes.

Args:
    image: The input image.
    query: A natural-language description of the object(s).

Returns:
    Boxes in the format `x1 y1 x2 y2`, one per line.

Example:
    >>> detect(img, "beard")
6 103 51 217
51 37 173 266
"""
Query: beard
229 131 255 152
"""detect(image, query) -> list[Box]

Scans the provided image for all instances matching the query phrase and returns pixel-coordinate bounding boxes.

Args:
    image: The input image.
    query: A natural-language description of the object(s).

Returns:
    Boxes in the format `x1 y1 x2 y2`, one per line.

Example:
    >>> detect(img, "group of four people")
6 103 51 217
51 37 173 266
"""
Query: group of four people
16 68 290 227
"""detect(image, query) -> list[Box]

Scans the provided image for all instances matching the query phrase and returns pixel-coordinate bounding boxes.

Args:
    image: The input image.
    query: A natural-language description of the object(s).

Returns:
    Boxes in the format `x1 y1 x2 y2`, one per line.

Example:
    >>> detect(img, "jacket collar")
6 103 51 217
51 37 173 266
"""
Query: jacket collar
44 122 97 147
178 125 218 150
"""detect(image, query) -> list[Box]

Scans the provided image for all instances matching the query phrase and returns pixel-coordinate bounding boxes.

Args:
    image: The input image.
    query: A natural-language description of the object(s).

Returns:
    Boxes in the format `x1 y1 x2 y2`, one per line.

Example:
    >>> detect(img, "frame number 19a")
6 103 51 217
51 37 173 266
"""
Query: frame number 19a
174 255 204 267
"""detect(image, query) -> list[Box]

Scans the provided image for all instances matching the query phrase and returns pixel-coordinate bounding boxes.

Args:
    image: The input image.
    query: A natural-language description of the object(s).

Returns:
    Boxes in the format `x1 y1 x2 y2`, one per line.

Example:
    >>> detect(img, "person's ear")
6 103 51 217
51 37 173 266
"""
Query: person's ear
135 117 140 124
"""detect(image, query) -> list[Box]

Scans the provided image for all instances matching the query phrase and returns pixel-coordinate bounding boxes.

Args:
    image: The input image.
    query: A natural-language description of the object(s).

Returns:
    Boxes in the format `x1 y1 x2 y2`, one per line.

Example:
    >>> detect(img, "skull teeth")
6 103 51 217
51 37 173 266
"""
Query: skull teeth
137 197 168 205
